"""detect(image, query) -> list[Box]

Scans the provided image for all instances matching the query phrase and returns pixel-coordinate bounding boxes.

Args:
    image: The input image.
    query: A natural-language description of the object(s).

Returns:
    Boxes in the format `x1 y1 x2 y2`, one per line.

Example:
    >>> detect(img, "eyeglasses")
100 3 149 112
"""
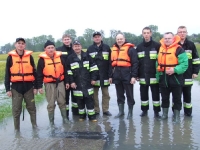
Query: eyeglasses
164 38 172 40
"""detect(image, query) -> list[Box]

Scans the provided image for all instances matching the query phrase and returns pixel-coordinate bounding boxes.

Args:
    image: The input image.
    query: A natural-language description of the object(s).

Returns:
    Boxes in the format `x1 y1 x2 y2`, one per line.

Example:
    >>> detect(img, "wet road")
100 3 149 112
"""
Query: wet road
0 82 200 150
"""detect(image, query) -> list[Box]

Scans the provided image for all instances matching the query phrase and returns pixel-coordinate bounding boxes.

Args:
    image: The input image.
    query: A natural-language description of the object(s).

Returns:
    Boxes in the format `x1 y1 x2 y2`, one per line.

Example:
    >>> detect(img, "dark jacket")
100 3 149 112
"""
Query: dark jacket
4 52 37 94
56 44 74 63
136 39 160 85
37 55 68 89
67 51 98 98
87 41 112 87
178 38 200 86
111 42 138 84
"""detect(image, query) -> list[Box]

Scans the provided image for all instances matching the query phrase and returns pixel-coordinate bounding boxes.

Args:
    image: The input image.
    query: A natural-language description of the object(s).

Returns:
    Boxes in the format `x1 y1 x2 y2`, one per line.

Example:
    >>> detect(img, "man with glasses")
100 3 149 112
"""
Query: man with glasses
156 32 188 122
175 26 200 116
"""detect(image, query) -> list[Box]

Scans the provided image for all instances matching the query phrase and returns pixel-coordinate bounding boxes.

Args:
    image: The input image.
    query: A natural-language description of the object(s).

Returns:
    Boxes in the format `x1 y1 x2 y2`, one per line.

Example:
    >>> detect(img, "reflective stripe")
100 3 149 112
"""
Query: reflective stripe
88 88 94 95
184 102 192 108
79 109 86 114
72 102 78 108
90 65 98 72
66 105 69 110
102 52 109 60
73 90 83 97
67 70 73 75
141 100 149 106
87 109 95 115
149 51 157 59
71 62 80 69
139 78 146 84
153 101 160 107
185 50 192 59
184 79 193 85
83 61 89 69
192 58 200 64
150 78 158 84
138 51 145 58
94 80 100 86
89 52 97 58
61 52 68 55
104 79 109 85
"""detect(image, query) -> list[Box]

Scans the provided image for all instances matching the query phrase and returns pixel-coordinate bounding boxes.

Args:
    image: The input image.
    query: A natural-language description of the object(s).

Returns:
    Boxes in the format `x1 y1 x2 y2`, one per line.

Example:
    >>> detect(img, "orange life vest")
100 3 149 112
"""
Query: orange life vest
111 43 134 67
39 51 64 83
157 35 181 72
8 50 35 82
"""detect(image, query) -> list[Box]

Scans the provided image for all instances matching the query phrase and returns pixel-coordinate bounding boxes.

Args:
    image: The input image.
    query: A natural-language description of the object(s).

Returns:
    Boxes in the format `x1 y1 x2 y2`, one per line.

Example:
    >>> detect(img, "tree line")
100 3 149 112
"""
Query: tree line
1 25 200 53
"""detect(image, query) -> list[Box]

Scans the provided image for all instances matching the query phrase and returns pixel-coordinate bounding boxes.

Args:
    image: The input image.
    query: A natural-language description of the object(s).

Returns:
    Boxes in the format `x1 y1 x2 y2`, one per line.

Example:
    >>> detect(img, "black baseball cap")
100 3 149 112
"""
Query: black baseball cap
72 40 81 45
16 37 25 43
93 31 101 37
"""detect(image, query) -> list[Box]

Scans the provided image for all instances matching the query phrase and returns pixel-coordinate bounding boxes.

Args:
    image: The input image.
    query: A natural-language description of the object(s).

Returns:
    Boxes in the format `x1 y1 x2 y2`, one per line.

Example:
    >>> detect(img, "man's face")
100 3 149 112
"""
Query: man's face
177 28 187 40
73 44 82 54
45 45 55 57
142 29 152 41
93 35 102 44
163 34 174 46
62 37 72 46
15 41 26 51
116 34 125 47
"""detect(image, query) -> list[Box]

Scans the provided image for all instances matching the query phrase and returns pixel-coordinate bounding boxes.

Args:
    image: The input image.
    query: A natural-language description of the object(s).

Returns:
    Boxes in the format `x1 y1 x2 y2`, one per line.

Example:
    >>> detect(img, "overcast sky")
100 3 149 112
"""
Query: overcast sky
0 0 199 46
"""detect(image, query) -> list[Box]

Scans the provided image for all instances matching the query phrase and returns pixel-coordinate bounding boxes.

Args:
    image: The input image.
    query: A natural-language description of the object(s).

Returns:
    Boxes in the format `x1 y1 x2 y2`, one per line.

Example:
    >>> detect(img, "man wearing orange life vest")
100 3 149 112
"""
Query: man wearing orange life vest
156 32 188 122
4 38 38 132
37 40 69 126
111 33 138 119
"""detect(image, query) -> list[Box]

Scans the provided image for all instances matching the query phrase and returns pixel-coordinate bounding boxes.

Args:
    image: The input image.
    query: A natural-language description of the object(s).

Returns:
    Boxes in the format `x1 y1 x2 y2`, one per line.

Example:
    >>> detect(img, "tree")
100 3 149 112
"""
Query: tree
83 28 95 48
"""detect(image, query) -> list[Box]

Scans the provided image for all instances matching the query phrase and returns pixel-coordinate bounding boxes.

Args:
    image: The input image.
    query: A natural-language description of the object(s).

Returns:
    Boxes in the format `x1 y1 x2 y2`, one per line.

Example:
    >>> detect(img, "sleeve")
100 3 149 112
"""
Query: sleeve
4 56 12 92
174 47 188 75
30 55 38 89
191 43 200 74
66 58 74 84
129 47 138 78
37 58 45 88
89 55 99 81
62 57 69 84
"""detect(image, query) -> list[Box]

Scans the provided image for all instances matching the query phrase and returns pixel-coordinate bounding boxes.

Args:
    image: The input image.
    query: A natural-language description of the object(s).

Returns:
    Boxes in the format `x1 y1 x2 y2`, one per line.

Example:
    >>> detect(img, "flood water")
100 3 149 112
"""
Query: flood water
0 82 200 150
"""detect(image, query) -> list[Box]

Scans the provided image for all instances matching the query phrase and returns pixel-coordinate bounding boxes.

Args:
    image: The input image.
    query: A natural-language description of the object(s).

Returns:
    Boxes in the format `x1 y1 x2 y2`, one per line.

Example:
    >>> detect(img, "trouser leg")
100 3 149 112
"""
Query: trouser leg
77 98 86 119
85 96 96 120
115 82 125 104
65 88 70 118
123 83 135 106
140 85 149 111
182 86 192 116
71 88 78 115
150 84 161 112
93 86 100 113
171 87 182 111
101 86 110 112
160 87 171 108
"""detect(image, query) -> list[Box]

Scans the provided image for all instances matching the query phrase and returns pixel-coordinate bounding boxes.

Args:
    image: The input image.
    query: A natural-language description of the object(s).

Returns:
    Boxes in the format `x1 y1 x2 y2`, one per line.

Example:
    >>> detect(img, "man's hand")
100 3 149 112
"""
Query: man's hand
38 88 44 94
91 80 96 85
33 89 38 95
66 84 70 89
130 77 136 84
6 91 12 97
192 74 198 79
166 67 174 75
71 83 77 89
109 78 112 84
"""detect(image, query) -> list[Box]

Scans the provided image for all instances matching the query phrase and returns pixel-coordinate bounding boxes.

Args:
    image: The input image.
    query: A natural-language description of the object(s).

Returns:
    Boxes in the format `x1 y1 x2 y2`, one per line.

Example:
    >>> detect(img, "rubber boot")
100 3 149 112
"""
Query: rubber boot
14 117 20 132
127 105 133 119
48 112 54 126
161 108 169 120
66 110 69 120
140 110 148 117
115 104 124 118
60 109 70 124
154 111 160 118
30 113 38 129
173 109 180 123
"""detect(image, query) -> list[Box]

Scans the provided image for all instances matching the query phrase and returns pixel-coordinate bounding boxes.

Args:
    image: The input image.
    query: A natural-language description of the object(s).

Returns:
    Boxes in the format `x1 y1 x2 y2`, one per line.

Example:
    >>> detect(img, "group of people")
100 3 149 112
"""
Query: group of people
4 25 200 132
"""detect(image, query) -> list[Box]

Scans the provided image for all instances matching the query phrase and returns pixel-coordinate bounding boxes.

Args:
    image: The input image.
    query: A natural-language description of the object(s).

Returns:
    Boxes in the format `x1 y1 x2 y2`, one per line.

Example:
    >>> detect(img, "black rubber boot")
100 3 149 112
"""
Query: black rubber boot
173 109 180 123
140 110 148 117
127 105 133 119
161 108 168 120
115 104 124 118
48 112 54 127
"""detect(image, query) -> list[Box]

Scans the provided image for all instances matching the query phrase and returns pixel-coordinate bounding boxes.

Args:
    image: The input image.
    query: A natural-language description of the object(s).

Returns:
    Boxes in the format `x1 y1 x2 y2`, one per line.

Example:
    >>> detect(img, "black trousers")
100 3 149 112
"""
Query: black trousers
66 87 78 114
182 86 192 115
140 84 160 112
115 82 135 106
77 96 96 120
160 87 182 111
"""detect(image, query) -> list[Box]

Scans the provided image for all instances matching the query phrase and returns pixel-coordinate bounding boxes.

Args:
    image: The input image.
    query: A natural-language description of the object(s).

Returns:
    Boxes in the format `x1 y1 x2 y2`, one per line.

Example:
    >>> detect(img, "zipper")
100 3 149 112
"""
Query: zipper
174 75 180 85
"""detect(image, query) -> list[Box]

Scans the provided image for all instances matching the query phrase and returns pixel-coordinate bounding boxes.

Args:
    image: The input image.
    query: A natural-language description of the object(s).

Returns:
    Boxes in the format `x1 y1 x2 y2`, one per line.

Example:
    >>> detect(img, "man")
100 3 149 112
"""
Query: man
37 40 69 126
136 27 161 118
57 34 78 117
4 38 38 132
111 33 138 119
87 31 112 116
156 32 188 122
176 26 200 116
67 40 98 121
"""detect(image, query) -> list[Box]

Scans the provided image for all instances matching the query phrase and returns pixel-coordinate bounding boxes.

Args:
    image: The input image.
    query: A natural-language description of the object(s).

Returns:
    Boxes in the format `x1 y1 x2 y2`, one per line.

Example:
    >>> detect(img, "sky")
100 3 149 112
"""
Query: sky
0 0 200 46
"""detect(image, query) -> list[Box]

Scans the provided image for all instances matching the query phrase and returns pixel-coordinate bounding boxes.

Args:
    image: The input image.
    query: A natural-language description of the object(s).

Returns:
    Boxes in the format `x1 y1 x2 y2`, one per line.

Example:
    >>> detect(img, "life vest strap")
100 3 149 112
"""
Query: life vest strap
11 73 33 76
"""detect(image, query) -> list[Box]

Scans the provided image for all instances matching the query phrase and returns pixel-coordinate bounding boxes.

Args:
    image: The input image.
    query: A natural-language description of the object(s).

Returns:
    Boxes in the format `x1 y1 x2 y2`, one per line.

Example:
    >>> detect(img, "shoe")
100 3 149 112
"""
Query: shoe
184 113 192 117
154 112 160 118
161 108 168 120
127 105 133 119
173 109 180 123
115 104 124 118
103 111 112 116
90 119 97 122
79 118 85 121
140 111 148 117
